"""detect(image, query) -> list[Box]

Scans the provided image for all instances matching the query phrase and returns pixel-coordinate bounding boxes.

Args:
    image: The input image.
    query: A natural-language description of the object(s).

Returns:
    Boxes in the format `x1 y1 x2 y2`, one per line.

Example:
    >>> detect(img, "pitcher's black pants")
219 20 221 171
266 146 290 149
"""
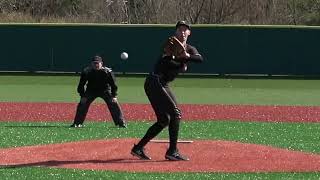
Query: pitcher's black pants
136 74 182 152
73 93 126 126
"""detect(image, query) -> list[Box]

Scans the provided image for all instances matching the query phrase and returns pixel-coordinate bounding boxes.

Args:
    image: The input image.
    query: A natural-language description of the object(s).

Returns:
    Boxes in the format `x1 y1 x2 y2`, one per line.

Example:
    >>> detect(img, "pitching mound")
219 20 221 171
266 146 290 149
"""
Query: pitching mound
1 138 320 173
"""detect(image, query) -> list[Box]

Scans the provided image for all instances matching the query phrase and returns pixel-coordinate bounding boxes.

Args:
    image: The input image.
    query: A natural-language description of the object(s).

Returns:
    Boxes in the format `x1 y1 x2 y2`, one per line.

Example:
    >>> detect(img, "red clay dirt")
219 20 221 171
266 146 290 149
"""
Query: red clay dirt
1 138 320 173
1 102 320 122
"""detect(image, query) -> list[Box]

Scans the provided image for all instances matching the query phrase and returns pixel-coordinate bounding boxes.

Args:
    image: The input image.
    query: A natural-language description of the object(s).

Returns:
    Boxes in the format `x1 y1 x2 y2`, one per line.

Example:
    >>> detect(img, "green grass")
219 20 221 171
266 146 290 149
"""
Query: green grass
1 167 320 180
1 75 320 105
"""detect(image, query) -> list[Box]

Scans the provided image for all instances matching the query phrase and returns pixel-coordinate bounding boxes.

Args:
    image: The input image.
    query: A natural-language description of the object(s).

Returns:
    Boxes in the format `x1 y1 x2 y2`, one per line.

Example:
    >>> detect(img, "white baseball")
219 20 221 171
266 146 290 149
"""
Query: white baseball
120 52 128 60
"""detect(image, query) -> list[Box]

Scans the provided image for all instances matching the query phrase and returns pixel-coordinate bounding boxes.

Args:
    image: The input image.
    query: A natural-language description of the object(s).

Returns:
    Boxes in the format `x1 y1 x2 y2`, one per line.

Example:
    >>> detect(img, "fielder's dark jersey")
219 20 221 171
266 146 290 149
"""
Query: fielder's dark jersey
152 44 203 85
77 66 118 97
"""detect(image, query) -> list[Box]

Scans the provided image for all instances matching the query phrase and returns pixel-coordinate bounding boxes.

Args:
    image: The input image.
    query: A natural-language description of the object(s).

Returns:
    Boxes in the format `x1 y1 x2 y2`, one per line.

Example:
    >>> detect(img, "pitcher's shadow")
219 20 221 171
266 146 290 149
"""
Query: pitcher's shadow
0 158 167 169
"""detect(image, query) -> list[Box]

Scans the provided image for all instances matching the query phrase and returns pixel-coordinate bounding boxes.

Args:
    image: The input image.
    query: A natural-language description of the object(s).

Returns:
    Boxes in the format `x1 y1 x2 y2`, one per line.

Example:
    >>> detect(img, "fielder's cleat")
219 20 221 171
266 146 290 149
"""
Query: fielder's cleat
70 124 83 128
114 121 127 128
165 149 189 161
118 123 127 128
131 145 151 160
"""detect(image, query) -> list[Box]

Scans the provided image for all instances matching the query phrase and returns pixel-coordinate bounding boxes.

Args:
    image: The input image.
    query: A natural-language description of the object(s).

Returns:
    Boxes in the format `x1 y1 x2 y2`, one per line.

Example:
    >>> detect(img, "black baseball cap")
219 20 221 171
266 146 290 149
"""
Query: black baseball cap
175 21 191 30
92 55 103 62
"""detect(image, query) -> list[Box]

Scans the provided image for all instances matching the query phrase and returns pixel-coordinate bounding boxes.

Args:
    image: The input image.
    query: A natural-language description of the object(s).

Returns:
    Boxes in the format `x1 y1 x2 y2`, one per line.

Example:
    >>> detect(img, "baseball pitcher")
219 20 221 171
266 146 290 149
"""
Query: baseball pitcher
131 21 203 161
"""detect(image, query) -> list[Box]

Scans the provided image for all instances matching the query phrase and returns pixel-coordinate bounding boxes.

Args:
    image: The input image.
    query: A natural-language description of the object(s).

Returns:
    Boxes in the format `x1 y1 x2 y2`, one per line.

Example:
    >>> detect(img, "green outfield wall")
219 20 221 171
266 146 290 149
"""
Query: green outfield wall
0 24 319 75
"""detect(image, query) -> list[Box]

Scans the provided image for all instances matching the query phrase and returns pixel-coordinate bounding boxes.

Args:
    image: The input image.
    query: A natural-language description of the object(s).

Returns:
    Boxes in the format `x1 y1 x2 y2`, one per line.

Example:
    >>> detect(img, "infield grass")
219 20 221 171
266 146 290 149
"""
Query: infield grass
0 75 320 105
1 167 320 180
1 121 320 154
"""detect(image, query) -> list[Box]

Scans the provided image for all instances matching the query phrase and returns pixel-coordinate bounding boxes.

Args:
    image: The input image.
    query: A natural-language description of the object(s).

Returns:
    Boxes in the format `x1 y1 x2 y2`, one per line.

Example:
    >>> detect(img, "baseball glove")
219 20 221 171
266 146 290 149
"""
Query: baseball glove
163 36 186 57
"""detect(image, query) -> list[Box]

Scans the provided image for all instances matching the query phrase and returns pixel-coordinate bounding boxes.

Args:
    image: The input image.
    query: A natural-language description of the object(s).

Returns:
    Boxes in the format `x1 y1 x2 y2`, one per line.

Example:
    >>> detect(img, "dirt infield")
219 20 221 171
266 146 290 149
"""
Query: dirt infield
1 102 320 122
1 138 320 173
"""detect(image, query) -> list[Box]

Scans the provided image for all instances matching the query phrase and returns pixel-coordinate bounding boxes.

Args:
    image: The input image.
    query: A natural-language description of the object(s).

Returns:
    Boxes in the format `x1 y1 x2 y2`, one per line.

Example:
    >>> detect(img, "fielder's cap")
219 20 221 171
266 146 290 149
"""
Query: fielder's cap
175 21 191 30
92 55 103 62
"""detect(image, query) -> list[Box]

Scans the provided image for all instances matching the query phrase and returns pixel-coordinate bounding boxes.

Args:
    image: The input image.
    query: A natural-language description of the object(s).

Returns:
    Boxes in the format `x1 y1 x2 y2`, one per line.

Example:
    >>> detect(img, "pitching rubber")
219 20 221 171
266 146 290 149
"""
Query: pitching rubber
150 139 193 143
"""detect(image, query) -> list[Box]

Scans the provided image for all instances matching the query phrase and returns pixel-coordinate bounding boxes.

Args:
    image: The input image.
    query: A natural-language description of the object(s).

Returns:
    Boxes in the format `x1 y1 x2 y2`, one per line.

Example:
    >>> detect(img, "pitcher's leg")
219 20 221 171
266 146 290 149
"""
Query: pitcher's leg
163 86 181 151
136 78 172 148
135 110 170 148
163 87 189 161
168 108 181 152
131 76 171 160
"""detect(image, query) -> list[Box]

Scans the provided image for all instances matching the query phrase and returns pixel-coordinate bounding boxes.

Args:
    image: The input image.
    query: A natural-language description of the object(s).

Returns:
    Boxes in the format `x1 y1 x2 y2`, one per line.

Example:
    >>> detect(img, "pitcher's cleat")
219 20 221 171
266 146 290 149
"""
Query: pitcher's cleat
165 149 189 161
131 145 151 160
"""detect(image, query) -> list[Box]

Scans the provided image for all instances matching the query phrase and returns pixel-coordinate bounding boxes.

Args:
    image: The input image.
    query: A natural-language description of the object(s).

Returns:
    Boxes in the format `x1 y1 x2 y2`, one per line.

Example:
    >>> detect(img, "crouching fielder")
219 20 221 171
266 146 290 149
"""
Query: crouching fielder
71 55 126 128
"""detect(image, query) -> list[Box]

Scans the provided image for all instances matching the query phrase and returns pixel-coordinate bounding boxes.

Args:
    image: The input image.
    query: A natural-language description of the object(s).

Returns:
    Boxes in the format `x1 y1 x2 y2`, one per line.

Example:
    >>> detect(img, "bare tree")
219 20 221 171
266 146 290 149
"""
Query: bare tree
0 0 319 25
